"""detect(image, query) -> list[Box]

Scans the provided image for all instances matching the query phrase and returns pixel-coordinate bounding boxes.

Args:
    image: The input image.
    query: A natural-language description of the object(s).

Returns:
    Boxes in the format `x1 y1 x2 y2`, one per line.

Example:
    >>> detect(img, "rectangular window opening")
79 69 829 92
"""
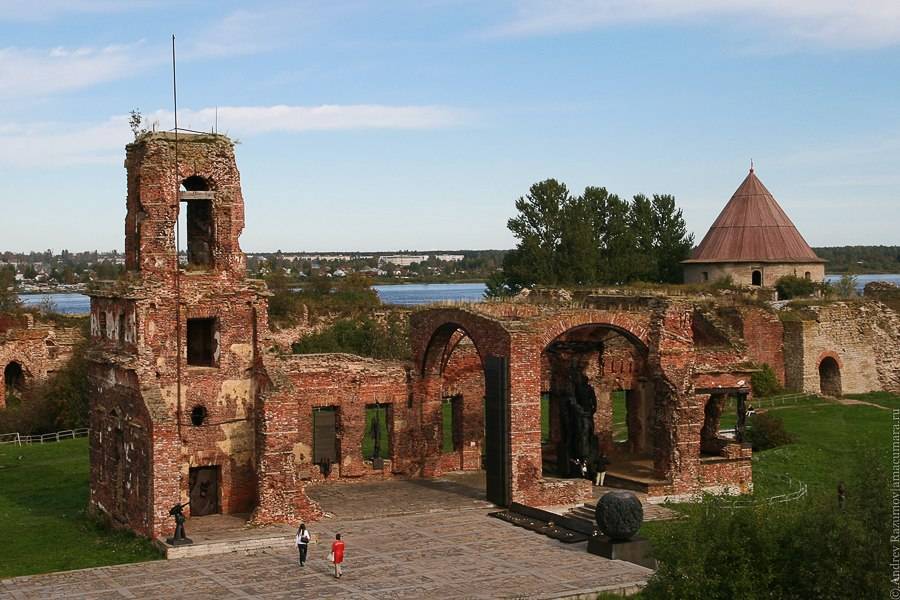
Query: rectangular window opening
187 317 218 367
179 197 214 269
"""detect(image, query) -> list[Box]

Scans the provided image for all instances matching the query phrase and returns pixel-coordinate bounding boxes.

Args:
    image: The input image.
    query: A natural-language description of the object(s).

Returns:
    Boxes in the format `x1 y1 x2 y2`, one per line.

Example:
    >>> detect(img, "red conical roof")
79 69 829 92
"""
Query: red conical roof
683 169 824 264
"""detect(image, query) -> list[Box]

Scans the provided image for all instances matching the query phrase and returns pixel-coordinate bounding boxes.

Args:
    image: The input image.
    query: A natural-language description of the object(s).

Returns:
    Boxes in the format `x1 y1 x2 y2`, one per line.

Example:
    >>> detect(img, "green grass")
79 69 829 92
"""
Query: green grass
361 406 390 459
845 391 900 410
0 438 160 578
442 400 455 453
611 391 627 441
540 394 550 443
749 398 891 496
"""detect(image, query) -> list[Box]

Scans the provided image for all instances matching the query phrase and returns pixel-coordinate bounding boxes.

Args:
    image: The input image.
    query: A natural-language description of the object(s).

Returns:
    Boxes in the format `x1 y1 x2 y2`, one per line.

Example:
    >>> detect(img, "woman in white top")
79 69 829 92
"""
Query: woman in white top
296 523 311 566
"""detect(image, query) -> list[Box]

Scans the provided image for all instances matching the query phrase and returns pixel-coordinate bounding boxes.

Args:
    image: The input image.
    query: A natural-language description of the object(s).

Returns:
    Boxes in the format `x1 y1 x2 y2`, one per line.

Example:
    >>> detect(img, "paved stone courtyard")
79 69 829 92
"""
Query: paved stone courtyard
1 509 650 599
1 473 652 599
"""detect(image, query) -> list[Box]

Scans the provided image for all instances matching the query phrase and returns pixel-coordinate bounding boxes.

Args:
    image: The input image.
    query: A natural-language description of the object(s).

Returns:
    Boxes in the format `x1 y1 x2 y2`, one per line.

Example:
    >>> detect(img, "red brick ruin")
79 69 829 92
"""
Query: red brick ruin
84 133 900 540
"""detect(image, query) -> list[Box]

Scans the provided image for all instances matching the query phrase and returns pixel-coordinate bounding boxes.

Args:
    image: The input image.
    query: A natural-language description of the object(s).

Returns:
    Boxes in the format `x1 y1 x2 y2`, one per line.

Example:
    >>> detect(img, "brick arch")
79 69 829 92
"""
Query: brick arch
816 350 843 369
411 308 511 377
532 310 651 353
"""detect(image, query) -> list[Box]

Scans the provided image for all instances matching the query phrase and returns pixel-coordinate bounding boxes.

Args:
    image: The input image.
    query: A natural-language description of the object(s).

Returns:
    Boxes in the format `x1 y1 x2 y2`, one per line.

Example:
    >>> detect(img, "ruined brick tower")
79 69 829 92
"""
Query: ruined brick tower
87 132 269 537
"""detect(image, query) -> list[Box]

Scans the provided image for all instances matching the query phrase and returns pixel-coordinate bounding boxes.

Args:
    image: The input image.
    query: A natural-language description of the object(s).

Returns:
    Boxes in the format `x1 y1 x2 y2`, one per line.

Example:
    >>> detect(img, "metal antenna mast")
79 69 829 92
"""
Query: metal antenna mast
172 34 184 441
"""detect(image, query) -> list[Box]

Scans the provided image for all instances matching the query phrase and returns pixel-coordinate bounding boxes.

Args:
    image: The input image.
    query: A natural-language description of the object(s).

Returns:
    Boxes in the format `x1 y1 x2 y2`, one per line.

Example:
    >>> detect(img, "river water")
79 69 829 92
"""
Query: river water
19 282 490 314
19 275 899 315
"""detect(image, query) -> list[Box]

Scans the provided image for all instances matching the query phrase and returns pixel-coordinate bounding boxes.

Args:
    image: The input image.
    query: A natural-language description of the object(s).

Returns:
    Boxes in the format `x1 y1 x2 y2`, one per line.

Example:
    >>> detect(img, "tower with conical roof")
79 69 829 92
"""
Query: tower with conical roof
683 168 825 287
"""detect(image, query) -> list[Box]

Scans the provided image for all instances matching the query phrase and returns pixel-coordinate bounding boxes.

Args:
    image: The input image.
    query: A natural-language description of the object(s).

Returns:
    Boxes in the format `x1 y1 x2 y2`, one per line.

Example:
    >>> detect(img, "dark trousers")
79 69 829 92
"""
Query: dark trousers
297 543 309 564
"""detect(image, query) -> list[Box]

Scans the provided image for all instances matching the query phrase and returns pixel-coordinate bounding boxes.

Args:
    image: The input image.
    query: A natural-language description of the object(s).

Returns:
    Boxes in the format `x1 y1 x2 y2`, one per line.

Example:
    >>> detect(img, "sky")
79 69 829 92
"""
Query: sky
1 0 899 253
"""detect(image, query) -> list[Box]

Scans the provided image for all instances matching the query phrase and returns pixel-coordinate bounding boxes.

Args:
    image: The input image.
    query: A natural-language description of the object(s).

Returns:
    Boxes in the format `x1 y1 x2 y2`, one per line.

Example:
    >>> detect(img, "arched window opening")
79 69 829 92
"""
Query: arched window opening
751 270 762 286
819 357 842 397
804 271 811 280
4 361 25 401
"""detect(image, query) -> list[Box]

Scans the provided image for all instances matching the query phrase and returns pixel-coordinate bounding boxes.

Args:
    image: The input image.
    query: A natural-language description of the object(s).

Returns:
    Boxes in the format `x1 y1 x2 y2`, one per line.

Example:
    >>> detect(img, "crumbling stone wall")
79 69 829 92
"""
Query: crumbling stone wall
0 313 82 410
783 300 900 394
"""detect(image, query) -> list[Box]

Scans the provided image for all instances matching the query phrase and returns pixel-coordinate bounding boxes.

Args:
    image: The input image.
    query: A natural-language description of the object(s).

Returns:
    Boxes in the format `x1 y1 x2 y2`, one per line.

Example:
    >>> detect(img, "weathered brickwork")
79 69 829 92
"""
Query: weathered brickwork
88 133 268 538
252 353 410 524
783 300 900 395
94 135 900 541
0 313 82 409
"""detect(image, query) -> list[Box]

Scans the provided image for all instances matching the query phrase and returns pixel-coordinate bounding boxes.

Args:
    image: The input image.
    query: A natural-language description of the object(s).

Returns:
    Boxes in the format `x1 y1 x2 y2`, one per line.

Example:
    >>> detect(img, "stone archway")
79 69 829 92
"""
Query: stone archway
819 355 842 396
2 361 26 407
412 308 512 505
534 313 664 491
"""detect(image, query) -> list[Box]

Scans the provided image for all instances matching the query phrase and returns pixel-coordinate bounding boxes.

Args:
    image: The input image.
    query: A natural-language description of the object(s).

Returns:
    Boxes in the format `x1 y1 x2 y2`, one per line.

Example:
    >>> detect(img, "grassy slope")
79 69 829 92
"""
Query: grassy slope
0 438 159 579
751 398 891 496
641 394 895 539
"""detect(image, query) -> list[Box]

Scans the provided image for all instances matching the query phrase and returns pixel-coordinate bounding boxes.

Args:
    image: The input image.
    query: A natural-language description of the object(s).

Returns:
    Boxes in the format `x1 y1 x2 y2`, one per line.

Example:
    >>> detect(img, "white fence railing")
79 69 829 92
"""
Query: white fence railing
0 428 89 446
730 475 808 509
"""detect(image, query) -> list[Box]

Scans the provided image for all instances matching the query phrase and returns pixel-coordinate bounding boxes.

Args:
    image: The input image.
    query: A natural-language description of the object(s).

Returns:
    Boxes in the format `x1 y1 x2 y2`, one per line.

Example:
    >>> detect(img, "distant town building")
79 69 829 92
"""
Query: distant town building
433 254 465 262
378 254 429 267
683 168 826 287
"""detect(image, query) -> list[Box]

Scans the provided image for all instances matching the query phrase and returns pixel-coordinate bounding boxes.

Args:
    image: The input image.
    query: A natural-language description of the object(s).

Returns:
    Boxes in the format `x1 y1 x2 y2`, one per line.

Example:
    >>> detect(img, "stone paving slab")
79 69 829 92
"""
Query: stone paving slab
0 508 651 600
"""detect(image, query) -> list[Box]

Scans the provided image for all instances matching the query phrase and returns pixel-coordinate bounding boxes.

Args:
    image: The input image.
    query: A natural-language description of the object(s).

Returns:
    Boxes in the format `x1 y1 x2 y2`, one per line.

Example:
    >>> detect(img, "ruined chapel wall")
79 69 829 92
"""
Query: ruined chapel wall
87 364 154 536
737 306 785 385
782 301 899 394
253 354 410 524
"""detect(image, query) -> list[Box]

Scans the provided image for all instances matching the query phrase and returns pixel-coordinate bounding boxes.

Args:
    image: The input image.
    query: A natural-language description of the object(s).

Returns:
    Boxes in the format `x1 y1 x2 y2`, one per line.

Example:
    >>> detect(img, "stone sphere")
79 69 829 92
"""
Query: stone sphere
595 491 643 541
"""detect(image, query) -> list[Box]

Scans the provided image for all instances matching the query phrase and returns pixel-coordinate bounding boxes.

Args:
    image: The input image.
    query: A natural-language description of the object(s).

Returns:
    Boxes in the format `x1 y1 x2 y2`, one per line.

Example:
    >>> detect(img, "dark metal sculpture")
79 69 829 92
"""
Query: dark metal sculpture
166 501 193 545
371 405 382 460
594 491 643 541
370 404 384 469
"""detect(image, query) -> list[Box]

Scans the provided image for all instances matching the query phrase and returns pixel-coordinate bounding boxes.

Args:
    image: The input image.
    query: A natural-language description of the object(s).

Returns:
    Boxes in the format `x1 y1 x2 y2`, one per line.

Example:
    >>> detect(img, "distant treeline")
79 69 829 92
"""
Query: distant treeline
812 246 900 274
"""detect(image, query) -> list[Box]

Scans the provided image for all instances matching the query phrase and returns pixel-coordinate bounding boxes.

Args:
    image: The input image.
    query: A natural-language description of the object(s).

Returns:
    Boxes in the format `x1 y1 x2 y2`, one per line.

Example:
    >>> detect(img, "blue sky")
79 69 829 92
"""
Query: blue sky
1 0 898 252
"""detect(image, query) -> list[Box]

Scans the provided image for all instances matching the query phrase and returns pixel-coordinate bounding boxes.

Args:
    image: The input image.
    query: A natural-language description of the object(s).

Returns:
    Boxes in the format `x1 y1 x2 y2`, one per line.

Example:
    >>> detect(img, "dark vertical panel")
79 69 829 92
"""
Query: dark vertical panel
189 466 220 516
484 355 510 507
313 408 337 464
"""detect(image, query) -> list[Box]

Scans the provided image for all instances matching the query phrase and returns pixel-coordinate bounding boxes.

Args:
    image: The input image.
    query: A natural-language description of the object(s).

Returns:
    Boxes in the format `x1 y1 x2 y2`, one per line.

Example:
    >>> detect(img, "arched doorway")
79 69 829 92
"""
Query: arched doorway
3 361 25 404
541 324 656 486
751 270 762 286
415 310 511 506
819 356 842 396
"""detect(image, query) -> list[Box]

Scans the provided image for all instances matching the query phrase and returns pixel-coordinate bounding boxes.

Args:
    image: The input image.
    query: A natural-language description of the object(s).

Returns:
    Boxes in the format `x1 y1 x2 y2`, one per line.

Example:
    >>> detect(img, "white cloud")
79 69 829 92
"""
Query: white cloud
490 1 900 49
0 43 147 99
146 104 468 134
0 117 129 167
0 104 468 167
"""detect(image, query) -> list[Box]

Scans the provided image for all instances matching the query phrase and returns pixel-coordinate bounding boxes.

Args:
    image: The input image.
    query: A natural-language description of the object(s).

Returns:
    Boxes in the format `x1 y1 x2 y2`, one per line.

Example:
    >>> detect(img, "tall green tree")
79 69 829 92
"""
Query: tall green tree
500 179 695 288
0 264 20 313
504 179 569 286
628 194 658 282
652 194 694 283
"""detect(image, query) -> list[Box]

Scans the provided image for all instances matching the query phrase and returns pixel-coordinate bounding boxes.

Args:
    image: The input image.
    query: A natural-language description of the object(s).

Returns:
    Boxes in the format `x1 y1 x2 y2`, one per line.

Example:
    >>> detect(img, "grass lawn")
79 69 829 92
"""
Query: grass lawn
750 397 892 496
0 438 160 579
640 392 896 539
